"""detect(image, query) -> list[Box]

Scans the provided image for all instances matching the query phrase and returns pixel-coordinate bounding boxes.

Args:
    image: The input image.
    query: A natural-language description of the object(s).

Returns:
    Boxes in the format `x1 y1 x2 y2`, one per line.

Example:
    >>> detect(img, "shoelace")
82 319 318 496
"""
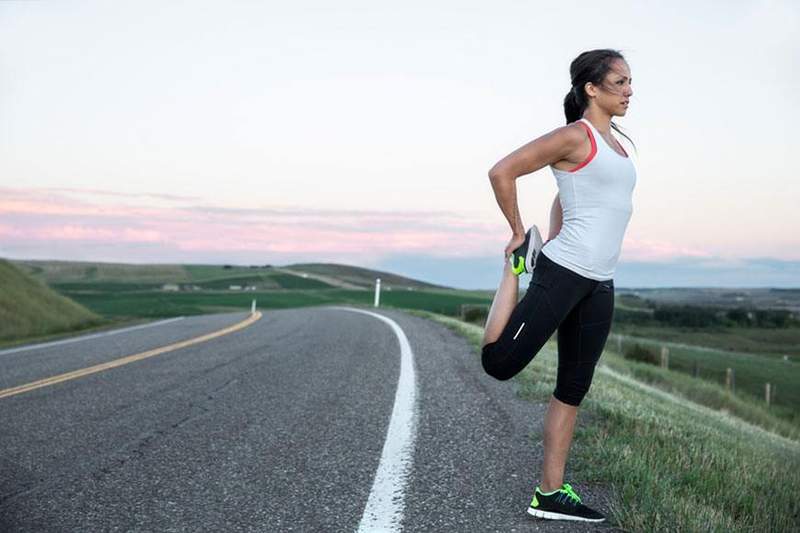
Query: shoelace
559 483 582 505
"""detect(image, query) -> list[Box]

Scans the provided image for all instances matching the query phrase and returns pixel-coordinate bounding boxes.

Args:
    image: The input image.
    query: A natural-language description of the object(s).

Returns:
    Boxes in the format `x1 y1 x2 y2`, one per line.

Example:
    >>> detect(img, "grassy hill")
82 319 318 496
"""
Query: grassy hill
285 262 449 289
0 259 103 342
15 260 447 291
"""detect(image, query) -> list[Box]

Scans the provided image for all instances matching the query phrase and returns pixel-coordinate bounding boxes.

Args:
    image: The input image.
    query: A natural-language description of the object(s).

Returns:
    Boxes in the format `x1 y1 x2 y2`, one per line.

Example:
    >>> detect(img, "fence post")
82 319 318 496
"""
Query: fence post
251 299 256 314
765 382 771 407
617 334 622 354
660 346 669 369
726 368 733 391
374 278 381 307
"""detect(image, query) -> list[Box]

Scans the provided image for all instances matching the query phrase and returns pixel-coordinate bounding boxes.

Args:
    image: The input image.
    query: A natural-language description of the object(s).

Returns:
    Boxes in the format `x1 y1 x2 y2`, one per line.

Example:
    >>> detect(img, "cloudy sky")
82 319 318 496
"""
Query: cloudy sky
1 0 798 288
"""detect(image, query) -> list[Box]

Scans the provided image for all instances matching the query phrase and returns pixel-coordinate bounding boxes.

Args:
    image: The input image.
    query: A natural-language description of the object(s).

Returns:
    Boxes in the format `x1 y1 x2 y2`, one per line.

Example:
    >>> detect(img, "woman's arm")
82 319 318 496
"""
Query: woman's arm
487 168 525 238
487 124 582 243
547 193 563 241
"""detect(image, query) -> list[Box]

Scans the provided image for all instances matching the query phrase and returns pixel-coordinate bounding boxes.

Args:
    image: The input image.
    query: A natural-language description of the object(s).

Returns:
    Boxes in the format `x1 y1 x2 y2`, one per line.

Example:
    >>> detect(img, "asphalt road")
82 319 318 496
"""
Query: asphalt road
0 307 616 532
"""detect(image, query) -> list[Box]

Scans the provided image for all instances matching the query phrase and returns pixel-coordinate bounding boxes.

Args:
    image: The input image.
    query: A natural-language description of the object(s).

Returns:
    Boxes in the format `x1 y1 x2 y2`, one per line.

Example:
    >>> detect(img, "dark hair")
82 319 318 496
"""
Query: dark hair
563 48 636 153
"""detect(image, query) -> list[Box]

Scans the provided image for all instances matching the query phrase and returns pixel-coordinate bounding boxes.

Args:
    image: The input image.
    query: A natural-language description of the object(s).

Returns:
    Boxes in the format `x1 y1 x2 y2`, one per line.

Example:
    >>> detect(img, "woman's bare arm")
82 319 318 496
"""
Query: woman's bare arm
487 124 584 238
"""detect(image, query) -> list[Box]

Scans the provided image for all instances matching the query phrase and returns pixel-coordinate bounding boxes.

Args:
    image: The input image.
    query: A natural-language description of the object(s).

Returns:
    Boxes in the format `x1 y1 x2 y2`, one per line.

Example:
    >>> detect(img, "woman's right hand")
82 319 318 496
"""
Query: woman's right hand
504 233 526 260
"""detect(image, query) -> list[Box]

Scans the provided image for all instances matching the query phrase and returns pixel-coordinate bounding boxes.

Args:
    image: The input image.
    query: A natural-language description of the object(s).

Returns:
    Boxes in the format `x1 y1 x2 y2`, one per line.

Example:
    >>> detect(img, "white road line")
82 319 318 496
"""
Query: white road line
0 317 185 356
330 306 418 533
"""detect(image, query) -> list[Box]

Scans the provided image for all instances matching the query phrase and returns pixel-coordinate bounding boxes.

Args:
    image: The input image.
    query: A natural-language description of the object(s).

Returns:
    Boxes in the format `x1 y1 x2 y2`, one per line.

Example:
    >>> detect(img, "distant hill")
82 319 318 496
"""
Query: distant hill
0 259 102 342
17 259 191 284
285 263 451 290
15 260 336 291
14 260 449 291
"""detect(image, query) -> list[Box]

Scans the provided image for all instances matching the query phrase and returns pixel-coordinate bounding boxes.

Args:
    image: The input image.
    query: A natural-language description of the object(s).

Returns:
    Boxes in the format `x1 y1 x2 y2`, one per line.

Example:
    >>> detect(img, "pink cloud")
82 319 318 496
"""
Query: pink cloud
3 186 769 264
0 187 507 261
622 237 714 261
33 225 164 243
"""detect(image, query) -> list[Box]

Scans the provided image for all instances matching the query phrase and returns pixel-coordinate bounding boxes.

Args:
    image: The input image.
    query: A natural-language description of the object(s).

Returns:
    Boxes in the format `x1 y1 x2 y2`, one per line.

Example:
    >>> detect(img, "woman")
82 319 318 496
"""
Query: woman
482 49 636 523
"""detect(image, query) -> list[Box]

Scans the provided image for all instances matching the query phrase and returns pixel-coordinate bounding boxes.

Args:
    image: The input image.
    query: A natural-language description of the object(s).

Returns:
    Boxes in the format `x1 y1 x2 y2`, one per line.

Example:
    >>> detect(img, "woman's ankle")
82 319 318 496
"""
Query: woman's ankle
538 481 563 493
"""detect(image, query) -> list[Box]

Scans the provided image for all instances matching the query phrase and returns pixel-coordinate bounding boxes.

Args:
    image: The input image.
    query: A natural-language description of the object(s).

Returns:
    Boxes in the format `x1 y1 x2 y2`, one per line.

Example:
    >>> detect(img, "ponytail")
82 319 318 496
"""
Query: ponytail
563 87 586 125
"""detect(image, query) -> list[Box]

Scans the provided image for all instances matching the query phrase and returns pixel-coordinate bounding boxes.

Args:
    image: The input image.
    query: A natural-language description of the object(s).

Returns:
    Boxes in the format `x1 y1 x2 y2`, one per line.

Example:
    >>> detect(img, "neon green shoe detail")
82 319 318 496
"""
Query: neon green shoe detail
560 483 582 504
536 485 559 496
532 483 582 504
530 493 539 507
511 255 526 275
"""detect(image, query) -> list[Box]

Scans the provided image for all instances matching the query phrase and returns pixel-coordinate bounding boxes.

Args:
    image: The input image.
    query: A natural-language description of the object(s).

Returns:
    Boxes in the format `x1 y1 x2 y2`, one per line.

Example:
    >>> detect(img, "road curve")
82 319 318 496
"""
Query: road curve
0 307 615 532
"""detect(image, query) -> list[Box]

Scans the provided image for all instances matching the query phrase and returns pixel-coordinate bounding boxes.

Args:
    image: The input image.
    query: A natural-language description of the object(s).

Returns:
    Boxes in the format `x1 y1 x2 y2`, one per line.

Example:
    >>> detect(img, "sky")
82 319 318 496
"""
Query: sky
1 0 798 289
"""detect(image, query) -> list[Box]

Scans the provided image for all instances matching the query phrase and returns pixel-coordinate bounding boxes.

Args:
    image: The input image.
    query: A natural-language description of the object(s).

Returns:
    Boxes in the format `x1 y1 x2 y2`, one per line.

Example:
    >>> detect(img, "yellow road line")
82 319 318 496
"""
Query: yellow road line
0 311 262 401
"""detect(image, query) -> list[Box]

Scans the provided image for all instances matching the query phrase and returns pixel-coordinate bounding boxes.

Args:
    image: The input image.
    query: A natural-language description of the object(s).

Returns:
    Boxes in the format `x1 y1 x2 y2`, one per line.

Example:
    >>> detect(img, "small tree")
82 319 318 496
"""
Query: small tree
623 343 659 365
462 305 489 325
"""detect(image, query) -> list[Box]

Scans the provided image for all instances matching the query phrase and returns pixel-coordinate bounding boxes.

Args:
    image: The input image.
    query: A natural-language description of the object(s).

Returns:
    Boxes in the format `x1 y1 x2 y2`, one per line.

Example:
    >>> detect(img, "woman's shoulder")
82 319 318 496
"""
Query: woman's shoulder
541 121 589 149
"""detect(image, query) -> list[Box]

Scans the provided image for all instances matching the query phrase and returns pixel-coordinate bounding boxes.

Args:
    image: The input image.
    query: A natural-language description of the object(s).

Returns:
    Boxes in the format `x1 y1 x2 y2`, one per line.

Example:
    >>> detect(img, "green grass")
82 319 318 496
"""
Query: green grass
59 287 493 319
410 310 800 532
608 331 800 424
192 275 280 290
51 282 165 293
605 338 799 440
59 290 338 318
614 322 800 358
0 259 105 341
269 273 335 289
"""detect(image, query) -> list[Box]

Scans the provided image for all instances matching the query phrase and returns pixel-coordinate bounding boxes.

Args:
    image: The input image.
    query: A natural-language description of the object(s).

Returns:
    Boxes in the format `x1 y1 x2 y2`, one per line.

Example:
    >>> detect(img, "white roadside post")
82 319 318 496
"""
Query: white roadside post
374 278 381 307
251 299 257 315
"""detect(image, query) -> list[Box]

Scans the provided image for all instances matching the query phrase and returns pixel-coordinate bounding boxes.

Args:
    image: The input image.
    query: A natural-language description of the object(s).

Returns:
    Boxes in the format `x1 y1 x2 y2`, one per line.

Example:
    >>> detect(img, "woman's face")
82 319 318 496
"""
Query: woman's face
588 59 633 117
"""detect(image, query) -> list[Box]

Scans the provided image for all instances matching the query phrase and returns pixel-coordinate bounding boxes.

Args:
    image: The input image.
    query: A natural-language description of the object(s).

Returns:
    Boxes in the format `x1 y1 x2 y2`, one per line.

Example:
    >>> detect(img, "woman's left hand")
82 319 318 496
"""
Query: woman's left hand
504 233 526 260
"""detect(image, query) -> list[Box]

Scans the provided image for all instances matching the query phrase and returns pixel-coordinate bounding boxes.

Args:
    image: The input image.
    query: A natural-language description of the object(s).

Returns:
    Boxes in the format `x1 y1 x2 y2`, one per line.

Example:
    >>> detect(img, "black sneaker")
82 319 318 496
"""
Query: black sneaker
509 224 544 276
527 482 606 522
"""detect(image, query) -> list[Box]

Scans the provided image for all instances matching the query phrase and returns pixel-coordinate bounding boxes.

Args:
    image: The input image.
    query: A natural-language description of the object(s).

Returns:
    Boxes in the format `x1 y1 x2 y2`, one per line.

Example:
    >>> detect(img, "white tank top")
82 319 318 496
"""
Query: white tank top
540 117 637 281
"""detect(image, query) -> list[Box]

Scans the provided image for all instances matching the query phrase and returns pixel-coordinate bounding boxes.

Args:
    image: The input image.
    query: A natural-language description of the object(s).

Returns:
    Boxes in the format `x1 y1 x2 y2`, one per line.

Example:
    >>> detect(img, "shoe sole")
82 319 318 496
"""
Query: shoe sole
527 507 605 522
525 225 544 273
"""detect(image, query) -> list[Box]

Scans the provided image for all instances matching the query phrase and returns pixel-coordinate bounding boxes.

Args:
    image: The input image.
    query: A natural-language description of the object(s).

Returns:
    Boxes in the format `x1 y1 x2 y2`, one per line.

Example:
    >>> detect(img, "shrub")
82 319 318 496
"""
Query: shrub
623 343 659 365
653 304 721 328
462 305 489 325
613 307 656 325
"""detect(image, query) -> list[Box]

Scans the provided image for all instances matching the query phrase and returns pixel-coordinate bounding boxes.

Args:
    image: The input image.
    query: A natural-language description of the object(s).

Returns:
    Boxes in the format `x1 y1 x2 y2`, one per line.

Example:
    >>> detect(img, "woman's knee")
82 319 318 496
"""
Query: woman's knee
481 343 516 381
553 366 597 406
552 385 588 406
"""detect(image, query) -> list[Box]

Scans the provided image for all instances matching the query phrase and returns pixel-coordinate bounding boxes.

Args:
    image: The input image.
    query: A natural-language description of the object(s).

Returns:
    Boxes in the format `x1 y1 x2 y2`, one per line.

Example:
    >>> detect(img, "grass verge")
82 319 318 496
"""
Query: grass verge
407 309 800 533
0 259 104 343
600 343 799 441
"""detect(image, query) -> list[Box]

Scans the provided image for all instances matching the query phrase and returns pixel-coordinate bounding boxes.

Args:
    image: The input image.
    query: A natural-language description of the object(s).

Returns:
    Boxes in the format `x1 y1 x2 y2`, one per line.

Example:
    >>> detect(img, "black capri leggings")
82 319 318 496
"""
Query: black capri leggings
481 251 615 407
